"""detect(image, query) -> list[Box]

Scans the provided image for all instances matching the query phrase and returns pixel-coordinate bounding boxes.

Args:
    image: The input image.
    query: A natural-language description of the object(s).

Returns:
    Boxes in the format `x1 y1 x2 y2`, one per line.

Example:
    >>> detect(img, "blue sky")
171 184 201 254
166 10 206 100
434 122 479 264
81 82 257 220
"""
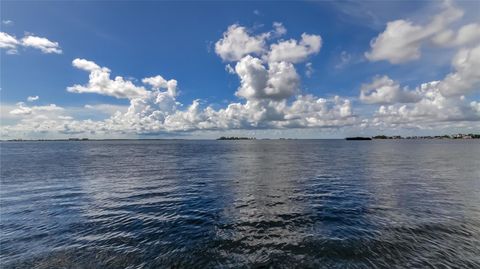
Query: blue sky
1 0 479 138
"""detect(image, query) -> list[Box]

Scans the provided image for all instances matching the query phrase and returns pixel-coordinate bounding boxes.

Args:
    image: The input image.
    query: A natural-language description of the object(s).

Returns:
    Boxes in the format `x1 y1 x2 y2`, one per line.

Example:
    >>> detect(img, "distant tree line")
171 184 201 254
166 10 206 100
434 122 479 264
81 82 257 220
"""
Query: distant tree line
217 136 256 140
371 134 480 139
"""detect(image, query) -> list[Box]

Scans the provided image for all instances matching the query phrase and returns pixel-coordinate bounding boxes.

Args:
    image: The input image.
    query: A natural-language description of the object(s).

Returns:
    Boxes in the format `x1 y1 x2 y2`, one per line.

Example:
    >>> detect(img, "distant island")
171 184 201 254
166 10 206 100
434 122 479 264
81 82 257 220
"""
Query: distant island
346 137 372 140
217 136 256 140
346 133 480 140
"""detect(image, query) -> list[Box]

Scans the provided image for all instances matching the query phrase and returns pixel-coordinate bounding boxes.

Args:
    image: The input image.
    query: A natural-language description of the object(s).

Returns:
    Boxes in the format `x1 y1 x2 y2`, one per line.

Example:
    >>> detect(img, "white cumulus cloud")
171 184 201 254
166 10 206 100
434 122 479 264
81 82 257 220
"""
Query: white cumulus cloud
0 32 20 54
266 33 322 64
142 75 178 97
371 81 480 127
438 44 480 96
67 59 149 99
21 35 62 54
360 76 421 104
9 102 63 116
215 24 267 62
272 22 287 37
234 55 300 101
365 2 463 64
432 23 480 47
215 23 321 65
72 58 101 71
1 32 62 54
27 96 39 102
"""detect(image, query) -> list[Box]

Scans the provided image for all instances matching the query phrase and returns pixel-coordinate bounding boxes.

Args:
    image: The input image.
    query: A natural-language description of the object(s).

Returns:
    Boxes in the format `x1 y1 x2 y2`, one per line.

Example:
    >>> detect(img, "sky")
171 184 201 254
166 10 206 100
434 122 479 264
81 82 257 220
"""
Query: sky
1 0 479 139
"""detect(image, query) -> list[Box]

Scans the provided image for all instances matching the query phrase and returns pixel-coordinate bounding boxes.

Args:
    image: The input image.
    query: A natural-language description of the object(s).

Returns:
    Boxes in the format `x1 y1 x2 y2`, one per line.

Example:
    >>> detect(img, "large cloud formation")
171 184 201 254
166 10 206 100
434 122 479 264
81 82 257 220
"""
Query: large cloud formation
362 45 480 128
360 1 480 129
2 23 356 137
438 44 480 96
365 1 477 64
67 59 149 99
2 8 479 138
370 81 480 128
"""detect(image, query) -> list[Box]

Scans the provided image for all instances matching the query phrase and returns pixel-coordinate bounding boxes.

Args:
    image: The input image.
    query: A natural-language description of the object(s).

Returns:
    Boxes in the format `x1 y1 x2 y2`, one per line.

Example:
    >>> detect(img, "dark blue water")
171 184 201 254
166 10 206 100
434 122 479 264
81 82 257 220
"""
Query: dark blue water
1 140 479 268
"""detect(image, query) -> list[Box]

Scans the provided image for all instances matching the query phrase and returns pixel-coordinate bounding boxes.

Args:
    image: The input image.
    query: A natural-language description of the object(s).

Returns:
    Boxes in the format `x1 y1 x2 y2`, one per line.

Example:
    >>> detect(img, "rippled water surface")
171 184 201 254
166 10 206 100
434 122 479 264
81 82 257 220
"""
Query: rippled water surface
1 140 480 268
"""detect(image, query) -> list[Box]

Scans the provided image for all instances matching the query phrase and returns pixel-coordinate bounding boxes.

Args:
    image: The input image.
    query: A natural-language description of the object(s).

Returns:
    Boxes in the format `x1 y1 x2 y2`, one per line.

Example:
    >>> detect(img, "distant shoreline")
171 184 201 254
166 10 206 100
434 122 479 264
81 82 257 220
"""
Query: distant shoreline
1 133 479 142
345 134 479 140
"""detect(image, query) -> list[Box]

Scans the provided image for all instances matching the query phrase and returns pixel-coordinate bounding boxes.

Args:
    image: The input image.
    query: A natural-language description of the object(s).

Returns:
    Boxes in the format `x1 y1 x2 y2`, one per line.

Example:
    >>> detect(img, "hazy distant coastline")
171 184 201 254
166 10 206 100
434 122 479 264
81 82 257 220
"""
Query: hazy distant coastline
346 133 480 140
2 133 479 142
